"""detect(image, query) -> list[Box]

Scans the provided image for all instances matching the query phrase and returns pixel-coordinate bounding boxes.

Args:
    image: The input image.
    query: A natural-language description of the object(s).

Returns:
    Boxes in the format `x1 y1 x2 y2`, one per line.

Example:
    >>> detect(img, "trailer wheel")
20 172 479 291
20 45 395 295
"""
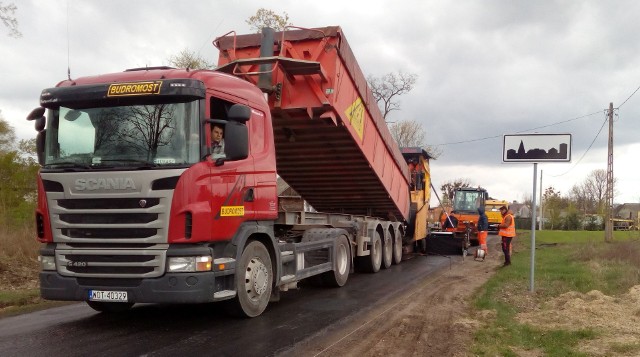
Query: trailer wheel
392 234 403 265
232 240 273 318
357 230 382 273
381 230 393 269
86 301 134 313
321 234 351 287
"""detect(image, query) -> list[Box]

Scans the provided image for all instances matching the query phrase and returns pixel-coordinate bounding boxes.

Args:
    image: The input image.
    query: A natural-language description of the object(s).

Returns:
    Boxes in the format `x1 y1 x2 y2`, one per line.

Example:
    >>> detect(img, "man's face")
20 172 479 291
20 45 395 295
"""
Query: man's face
500 208 507 216
212 126 223 143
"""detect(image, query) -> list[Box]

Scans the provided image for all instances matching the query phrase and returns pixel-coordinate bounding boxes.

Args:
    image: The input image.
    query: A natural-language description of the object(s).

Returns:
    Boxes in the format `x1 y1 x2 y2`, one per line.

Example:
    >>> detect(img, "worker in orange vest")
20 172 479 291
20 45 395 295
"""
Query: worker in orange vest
498 206 516 266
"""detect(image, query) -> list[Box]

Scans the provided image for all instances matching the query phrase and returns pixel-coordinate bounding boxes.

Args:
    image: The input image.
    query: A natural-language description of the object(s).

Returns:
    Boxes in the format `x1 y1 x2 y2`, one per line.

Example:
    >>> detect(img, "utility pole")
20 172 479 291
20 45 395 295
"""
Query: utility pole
604 102 614 242
539 170 543 230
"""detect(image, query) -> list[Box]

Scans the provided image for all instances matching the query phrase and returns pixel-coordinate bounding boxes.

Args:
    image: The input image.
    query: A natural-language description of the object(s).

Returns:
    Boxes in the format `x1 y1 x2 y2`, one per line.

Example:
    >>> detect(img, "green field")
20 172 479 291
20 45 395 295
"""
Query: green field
472 230 640 356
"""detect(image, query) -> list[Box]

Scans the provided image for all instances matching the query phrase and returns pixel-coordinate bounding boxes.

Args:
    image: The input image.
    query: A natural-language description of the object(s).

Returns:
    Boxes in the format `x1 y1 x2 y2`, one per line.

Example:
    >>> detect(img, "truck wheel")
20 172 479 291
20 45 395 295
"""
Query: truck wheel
232 240 273 318
86 301 134 313
381 231 393 269
321 234 351 287
357 231 382 273
392 234 403 265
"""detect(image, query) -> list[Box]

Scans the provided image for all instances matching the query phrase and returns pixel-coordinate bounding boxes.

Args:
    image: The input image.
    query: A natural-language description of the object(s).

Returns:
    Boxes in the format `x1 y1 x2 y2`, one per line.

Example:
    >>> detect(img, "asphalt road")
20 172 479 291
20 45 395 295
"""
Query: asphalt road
0 253 463 357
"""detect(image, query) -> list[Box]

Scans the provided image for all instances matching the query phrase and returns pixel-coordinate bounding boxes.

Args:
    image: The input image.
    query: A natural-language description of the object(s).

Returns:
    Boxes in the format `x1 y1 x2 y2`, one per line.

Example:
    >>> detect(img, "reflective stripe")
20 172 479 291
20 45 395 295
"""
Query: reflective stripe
499 214 516 237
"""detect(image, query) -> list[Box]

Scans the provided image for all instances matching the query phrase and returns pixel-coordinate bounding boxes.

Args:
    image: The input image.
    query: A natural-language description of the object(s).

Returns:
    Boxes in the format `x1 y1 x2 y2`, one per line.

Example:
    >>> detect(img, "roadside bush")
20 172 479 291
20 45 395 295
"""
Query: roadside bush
584 215 604 231
562 207 581 230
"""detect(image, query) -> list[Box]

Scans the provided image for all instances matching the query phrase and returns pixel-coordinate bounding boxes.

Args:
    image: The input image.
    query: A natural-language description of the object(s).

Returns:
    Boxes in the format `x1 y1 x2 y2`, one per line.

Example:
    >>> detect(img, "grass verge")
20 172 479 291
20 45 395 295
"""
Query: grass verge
471 230 640 356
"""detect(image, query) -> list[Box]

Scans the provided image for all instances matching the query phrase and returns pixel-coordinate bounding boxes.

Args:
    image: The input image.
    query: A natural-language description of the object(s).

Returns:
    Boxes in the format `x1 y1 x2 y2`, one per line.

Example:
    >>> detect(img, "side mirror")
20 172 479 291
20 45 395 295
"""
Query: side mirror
228 104 251 123
27 107 46 132
36 130 46 165
224 120 249 160
35 117 46 132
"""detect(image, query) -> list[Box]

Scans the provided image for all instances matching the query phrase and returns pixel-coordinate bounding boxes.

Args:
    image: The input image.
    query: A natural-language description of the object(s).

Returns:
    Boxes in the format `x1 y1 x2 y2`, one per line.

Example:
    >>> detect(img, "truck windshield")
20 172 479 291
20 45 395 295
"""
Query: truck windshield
453 191 482 213
44 101 200 169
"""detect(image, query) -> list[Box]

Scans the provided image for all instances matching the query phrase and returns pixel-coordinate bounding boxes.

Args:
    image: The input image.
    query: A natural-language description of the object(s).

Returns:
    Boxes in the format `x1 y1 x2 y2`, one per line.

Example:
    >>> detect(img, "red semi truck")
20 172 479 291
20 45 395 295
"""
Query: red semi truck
27 26 431 317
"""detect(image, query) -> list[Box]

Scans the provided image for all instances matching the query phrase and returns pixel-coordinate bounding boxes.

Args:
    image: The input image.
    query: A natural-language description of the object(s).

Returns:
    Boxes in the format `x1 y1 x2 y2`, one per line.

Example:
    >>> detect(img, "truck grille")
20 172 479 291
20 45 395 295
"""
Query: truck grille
58 198 160 209
50 197 168 244
61 228 157 239
56 247 167 278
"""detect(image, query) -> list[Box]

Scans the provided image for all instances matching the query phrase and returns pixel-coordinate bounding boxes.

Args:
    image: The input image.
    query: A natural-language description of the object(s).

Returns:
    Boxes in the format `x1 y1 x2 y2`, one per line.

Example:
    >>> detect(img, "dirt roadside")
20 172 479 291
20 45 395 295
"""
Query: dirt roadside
281 240 504 357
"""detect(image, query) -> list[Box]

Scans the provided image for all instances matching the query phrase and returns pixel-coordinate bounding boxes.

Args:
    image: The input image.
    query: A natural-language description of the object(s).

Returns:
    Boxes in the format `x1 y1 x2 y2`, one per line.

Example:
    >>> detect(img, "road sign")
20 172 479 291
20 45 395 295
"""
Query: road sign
503 133 571 163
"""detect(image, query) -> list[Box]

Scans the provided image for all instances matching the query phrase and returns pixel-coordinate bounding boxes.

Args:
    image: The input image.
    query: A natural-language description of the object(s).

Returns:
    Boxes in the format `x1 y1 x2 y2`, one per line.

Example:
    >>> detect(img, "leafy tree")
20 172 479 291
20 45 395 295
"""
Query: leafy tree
0 109 16 152
0 112 39 225
246 8 291 32
0 1 20 37
367 72 417 121
562 204 582 230
168 49 215 70
543 186 567 229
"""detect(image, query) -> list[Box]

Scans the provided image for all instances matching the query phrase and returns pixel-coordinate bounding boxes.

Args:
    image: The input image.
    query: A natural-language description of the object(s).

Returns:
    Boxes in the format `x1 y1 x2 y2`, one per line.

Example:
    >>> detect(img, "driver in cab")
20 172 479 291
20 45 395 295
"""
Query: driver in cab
211 124 225 159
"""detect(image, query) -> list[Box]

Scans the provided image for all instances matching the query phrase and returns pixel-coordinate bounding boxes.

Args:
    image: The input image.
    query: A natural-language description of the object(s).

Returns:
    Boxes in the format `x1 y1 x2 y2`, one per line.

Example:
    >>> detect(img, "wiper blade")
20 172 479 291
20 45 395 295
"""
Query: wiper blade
46 162 92 170
95 159 159 169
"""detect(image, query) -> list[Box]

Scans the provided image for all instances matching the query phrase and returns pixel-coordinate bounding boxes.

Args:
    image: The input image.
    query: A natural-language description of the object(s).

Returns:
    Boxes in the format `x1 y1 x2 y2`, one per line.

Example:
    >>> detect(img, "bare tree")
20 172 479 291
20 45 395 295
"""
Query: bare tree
246 8 291 32
389 120 425 147
440 179 471 203
115 105 176 160
583 169 608 214
367 72 417 121
388 120 441 158
569 183 591 214
168 49 215 70
0 1 20 37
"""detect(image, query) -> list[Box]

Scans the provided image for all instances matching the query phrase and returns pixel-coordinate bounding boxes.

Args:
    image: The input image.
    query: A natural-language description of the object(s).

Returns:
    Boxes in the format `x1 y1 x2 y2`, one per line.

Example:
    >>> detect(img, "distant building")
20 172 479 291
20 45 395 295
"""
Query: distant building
615 203 640 221
509 201 531 218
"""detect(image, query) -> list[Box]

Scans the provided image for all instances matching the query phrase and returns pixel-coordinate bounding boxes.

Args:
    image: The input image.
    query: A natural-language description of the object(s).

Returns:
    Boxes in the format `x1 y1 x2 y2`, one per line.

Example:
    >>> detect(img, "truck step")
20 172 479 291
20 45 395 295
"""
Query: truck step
280 250 295 264
213 290 236 300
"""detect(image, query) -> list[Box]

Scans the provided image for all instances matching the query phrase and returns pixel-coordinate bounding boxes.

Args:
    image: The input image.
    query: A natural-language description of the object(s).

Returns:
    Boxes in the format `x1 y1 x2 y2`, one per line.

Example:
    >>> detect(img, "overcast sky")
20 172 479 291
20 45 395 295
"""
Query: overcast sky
1 0 639 206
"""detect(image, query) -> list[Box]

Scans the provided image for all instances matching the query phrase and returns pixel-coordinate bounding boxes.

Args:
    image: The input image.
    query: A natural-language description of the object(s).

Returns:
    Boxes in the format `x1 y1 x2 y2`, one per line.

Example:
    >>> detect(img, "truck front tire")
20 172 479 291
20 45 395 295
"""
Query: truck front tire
231 240 273 318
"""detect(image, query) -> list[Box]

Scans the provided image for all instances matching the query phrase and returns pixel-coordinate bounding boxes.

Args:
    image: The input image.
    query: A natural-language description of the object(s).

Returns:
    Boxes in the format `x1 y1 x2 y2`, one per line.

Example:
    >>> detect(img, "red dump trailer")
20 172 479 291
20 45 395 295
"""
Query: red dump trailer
215 26 410 221
29 26 429 317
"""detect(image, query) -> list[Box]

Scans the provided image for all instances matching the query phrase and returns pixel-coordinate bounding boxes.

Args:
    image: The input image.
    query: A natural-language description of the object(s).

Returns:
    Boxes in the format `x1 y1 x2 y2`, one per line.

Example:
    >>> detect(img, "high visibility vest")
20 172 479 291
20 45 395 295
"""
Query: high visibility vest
499 214 516 237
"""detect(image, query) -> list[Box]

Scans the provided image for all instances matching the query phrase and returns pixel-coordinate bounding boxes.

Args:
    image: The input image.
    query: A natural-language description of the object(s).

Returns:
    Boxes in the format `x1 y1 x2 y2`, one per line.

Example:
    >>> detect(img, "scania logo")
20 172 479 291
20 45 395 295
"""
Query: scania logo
139 199 147 208
75 178 137 191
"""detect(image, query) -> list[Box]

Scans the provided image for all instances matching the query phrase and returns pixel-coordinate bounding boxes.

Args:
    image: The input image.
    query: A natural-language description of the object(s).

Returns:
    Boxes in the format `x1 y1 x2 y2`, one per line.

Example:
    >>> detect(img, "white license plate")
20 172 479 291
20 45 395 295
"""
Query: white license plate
88 290 128 302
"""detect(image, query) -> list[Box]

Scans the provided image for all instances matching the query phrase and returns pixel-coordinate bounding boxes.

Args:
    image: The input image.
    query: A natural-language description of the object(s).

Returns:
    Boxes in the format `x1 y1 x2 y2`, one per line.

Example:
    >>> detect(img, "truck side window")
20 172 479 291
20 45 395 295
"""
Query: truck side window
209 96 249 161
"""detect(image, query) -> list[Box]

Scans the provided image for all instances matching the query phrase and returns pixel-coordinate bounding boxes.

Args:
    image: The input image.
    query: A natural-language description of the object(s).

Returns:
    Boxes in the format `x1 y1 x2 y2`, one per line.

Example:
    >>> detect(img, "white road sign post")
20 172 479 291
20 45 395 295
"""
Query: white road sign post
503 134 572 292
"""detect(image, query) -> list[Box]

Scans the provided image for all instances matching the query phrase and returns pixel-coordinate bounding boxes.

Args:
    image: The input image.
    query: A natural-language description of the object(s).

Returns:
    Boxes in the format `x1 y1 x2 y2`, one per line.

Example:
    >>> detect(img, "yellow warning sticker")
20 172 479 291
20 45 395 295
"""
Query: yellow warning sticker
107 81 162 97
220 206 245 217
345 97 365 141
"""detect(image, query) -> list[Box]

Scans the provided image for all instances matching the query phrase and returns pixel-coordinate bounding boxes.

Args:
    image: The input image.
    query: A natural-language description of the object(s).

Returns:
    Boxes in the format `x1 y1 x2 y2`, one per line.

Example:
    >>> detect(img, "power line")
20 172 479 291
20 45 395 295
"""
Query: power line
432 110 602 147
618 84 640 108
549 112 609 177
431 81 640 147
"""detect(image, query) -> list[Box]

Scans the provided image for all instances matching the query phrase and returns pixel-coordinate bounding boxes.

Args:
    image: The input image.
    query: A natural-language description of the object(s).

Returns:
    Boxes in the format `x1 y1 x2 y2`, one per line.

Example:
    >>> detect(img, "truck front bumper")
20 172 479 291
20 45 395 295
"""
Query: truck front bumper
40 270 235 304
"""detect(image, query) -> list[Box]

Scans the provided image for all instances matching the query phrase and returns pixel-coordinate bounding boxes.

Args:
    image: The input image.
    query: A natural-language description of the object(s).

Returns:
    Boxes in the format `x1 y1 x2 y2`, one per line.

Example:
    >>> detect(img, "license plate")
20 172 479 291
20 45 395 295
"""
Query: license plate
88 290 128 302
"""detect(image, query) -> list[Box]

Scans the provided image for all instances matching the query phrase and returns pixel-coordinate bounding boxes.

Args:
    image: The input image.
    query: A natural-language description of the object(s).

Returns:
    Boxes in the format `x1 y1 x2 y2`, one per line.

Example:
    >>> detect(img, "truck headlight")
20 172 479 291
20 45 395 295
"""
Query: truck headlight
168 256 212 272
38 255 56 271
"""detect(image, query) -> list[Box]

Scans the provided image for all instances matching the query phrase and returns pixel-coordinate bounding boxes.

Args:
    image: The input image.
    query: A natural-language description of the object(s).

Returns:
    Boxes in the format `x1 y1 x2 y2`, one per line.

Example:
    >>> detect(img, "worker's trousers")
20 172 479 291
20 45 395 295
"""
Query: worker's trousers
501 236 513 264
